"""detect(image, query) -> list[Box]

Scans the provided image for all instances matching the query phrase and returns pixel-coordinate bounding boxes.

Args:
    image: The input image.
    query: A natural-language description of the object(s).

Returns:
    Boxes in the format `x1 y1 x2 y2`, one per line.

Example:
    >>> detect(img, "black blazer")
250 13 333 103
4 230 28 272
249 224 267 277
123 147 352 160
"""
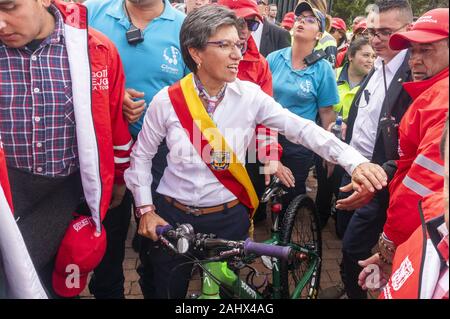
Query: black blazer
345 51 413 165
259 20 292 58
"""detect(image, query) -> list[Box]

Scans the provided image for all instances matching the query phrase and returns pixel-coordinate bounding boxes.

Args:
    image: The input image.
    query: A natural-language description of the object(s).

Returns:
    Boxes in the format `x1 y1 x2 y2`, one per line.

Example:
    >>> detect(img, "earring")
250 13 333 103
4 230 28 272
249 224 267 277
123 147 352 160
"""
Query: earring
197 62 202 70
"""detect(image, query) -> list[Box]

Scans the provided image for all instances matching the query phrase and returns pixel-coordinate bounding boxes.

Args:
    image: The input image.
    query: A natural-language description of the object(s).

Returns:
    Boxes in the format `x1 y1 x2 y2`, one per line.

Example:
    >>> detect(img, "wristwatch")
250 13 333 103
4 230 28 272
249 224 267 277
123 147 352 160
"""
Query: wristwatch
135 205 155 219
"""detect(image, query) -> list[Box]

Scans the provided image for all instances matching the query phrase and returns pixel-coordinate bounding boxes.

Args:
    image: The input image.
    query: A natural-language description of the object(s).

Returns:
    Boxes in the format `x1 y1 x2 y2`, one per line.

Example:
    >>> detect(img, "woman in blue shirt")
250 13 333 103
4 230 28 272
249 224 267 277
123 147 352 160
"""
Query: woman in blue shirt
267 2 339 209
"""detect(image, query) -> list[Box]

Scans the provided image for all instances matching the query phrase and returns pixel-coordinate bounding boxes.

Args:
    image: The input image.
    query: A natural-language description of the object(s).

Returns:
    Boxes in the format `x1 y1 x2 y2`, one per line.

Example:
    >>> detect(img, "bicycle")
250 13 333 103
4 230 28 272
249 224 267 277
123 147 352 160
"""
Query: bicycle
156 177 322 299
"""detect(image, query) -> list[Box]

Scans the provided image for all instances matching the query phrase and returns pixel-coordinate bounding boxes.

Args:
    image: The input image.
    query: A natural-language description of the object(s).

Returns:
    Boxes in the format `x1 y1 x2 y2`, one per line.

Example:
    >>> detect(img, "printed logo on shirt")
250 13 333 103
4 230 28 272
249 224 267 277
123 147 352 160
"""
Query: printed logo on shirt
92 68 109 91
299 80 313 95
161 46 181 75
391 256 414 291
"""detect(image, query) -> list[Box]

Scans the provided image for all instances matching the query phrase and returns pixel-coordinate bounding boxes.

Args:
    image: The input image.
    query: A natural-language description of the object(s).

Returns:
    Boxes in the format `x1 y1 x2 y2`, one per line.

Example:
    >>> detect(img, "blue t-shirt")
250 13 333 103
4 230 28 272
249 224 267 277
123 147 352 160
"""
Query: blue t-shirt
267 47 339 121
85 0 188 136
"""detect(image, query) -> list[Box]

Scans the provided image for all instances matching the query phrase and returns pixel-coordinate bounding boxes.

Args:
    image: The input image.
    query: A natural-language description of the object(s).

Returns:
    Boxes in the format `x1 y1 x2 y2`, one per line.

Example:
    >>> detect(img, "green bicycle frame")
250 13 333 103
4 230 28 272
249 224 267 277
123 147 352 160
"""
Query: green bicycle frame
197 235 282 299
196 235 320 299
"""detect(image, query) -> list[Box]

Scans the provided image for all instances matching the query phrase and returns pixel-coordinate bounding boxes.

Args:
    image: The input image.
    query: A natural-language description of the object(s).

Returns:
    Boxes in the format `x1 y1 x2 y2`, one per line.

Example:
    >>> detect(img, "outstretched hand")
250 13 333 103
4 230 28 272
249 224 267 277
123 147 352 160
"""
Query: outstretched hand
351 162 387 193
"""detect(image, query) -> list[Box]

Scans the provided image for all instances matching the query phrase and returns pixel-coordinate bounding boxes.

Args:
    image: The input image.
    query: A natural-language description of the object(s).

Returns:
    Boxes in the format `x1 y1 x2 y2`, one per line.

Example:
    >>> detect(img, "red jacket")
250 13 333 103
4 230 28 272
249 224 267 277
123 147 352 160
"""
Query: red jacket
238 36 282 162
384 68 449 246
53 0 133 231
380 200 448 299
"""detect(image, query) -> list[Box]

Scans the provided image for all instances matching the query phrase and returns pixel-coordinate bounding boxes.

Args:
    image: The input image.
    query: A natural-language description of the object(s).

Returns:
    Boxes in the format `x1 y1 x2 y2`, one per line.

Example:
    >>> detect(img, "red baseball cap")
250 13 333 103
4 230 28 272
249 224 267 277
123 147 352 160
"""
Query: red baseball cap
353 20 367 33
282 12 295 30
217 0 263 21
390 8 449 50
332 17 347 31
52 216 106 297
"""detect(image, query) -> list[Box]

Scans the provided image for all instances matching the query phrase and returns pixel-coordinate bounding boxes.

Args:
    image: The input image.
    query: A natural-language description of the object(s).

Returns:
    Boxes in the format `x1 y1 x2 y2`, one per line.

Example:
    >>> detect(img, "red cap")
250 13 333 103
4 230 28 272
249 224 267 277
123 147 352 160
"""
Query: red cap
353 20 367 33
52 216 107 297
390 8 449 50
217 0 263 21
332 17 347 31
281 12 295 30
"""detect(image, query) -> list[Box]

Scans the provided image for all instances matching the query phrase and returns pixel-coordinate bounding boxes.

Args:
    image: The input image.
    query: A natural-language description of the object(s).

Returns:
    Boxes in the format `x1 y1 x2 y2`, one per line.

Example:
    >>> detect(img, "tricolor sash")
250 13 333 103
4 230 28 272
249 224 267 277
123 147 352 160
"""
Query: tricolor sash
168 74 259 216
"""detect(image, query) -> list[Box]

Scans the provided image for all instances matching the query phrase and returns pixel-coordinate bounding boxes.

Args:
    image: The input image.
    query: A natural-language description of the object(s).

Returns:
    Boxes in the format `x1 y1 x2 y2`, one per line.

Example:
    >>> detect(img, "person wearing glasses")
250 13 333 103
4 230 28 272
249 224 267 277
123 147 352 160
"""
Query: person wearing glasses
84 0 188 299
266 2 339 220
124 5 388 299
321 0 414 300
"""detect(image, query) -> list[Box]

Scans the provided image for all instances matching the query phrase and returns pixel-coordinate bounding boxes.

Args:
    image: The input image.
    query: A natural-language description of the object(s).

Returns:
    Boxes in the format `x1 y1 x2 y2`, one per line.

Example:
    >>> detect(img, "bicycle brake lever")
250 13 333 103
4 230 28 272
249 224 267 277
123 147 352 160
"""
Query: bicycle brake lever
159 235 178 254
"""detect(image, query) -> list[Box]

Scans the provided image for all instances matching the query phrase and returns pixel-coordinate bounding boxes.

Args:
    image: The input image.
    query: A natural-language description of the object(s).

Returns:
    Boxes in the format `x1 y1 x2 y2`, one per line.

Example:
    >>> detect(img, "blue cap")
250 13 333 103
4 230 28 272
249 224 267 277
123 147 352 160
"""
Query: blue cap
294 2 326 33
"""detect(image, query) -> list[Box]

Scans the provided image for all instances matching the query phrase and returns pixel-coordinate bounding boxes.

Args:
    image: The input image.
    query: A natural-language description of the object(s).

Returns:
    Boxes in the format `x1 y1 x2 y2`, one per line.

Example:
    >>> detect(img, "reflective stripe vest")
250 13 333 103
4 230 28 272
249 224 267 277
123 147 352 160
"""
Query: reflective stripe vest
333 64 362 121
384 67 449 246
315 32 337 67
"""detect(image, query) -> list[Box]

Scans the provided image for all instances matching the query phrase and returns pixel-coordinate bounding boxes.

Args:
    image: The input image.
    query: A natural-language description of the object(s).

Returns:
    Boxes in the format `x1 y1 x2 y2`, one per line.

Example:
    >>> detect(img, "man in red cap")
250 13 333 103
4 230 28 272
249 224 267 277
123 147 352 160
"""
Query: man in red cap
354 8 449 295
331 17 348 67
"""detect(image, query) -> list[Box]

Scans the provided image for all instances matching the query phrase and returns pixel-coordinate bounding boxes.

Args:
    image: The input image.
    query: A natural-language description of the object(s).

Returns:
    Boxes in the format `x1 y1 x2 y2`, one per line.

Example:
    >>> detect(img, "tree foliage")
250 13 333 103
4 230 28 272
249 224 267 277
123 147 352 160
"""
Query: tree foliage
329 0 449 25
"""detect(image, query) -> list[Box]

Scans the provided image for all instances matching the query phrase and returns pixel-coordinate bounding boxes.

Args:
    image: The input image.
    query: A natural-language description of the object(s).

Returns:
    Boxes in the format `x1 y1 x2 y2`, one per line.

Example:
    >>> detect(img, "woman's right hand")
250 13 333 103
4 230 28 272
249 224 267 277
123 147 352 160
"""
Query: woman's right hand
138 207 169 241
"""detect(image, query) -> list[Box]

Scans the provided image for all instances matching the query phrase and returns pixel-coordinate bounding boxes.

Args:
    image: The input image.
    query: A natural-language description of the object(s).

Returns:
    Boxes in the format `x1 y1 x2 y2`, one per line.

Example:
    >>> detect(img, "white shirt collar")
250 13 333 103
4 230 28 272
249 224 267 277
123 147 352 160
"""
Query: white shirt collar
374 49 408 75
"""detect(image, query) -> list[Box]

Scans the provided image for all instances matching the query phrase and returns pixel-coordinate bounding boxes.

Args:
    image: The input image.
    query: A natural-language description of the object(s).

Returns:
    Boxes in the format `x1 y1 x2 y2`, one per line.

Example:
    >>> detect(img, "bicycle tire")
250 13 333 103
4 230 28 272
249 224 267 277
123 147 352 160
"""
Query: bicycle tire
279 194 322 299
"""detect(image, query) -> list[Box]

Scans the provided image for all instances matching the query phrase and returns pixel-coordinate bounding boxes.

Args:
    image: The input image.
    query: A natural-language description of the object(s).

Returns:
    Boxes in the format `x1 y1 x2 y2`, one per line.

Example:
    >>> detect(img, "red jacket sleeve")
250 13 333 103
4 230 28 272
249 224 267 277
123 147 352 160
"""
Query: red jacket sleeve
106 41 133 185
254 58 283 162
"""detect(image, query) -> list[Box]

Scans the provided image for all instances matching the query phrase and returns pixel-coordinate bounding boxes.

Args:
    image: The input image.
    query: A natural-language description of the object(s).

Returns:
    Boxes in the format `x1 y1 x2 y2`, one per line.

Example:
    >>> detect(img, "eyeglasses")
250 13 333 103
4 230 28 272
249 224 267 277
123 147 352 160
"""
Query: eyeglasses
295 15 319 25
206 40 246 54
245 19 260 32
367 24 409 40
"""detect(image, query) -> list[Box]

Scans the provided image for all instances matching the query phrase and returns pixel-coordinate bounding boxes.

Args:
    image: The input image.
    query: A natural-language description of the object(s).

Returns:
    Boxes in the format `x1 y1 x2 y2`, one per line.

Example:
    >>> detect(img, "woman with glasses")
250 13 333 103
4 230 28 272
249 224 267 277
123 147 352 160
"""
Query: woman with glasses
266 2 340 217
124 5 387 298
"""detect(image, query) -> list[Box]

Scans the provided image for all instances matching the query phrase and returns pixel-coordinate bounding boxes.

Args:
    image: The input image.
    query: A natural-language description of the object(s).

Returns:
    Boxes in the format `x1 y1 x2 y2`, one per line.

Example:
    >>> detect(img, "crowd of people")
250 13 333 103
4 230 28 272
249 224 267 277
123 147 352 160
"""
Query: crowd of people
0 0 448 300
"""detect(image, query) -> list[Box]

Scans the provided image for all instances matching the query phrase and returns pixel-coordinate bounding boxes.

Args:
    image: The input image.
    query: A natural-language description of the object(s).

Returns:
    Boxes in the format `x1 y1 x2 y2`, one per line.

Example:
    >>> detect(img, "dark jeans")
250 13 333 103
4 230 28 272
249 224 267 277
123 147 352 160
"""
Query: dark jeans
336 173 388 299
314 154 344 230
88 190 132 299
138 194 250 299
7 167 83 298
279 136 314 211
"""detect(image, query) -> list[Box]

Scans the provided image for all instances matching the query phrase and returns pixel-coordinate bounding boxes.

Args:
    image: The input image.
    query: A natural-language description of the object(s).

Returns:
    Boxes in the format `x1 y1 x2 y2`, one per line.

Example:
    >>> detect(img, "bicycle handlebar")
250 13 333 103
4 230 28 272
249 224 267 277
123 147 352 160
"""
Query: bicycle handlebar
156 223 291 261
243 239 291 260
156 224 174 237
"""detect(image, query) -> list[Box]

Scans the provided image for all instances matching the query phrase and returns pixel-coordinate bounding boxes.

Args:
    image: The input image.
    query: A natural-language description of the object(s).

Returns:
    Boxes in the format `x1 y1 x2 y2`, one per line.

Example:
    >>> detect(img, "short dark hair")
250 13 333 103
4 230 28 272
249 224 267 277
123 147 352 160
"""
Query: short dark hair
373 0 413 24
440 115 449 160
180 5 238 73
348 37 370 58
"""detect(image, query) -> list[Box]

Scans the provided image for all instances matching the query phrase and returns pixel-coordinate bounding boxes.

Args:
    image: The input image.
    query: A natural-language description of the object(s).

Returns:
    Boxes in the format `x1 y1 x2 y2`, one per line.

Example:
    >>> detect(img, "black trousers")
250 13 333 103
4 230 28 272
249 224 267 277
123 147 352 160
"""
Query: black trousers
7 167 83 298
138 194 250 299
88 190 132 299
314 154 344 230
336 173 388 299
279 136 314 212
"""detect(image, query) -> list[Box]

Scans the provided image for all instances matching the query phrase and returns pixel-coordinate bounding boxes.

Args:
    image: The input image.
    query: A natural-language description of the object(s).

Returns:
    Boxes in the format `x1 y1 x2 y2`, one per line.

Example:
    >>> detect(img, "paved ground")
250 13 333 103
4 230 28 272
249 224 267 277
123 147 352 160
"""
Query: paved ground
81 175 345 299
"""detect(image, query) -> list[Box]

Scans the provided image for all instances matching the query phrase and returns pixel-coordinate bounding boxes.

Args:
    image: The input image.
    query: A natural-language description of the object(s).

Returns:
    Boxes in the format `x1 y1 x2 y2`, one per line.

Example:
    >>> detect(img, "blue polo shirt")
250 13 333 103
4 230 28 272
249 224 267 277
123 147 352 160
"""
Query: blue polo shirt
85 0 188 136
267 47 339 121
